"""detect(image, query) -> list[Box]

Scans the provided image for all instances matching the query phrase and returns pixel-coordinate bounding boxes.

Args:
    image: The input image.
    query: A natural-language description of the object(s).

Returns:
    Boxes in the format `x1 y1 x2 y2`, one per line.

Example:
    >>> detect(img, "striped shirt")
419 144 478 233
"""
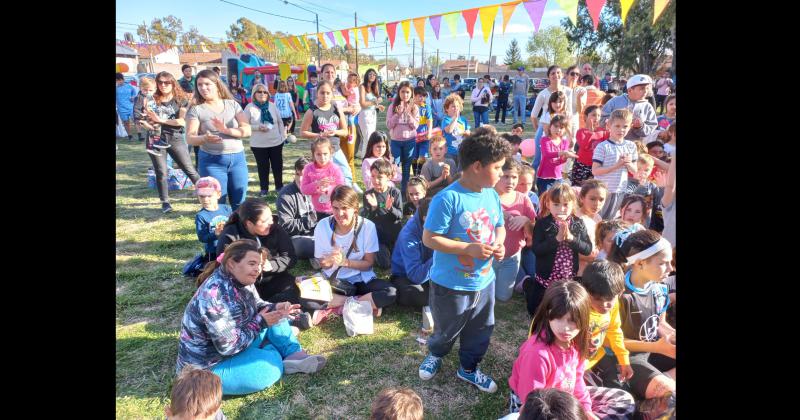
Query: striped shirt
591 139 638 193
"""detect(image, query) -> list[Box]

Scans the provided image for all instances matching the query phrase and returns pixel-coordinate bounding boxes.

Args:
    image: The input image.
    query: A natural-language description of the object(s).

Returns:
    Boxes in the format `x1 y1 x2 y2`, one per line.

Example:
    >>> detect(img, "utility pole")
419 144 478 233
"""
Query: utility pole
466 37 472 79
421 41 425 77
411 39 415 76
487 20 495 75
385 37 388 84
316 14 321 66
354 13 359 75
143 20 154 73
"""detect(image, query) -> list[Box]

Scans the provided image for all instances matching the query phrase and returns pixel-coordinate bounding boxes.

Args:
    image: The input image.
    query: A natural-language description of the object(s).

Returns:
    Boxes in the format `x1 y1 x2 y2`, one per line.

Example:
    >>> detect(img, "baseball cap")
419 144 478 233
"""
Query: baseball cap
517 66 525 71
626 74 653 89
195 177 222 196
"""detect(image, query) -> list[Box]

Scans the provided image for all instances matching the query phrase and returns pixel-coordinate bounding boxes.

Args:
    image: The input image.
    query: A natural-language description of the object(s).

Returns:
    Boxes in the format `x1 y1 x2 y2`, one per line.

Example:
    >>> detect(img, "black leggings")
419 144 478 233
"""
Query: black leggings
495 98 508 123
350 278 398 308
250 145 284 193
282 116 295 134
256 271 325 313
147 132 201 203
390 275 430 308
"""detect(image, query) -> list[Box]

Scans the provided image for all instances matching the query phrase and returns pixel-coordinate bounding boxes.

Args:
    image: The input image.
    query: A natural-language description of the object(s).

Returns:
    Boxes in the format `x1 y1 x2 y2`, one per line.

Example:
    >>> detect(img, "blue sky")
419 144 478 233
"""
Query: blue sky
116 0 570 66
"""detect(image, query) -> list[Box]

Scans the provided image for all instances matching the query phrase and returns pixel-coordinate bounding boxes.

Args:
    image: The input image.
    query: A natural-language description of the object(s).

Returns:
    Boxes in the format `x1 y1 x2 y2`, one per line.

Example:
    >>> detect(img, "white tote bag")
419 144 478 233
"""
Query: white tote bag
342 297 374 337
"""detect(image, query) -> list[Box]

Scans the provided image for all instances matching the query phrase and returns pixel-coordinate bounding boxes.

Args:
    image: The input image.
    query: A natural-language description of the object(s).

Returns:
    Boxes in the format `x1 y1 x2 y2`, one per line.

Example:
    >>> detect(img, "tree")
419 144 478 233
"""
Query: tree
526 26 574 69
123 32 135 43
427 55 441 71
504 39 524 68
137 15 183 45
180 26 214 46
561 0 675 76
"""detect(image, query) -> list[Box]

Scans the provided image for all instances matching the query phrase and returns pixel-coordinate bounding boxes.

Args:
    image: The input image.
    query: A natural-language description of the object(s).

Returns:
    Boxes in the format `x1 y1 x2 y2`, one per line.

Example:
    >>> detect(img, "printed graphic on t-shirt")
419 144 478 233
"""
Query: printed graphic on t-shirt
453 208 496 277
450 119 466 148
588 318 610 359
316 114 340 132
209 215 229 233
553 361 577 393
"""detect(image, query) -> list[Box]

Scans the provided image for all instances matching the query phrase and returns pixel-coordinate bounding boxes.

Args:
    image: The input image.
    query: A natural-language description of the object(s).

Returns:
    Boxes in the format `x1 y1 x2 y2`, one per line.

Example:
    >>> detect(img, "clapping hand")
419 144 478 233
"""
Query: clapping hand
507 215 530 231
384 194 394 210
365 193 378 208
211 117 227 133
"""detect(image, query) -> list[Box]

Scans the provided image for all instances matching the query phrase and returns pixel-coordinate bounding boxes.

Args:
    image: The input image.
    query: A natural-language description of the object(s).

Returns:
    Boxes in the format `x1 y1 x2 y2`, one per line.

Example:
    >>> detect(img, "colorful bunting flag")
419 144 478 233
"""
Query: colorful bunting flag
317 32 328 49
333 30 345 47
244 41 257 51
429 15 442 40
461 8 479 39
620 0 634 25
227 42 238 54
360 26 370 47
653 0 671 24
369 25 377 40
341 29 350 47
479 5 499 43
401 19 411 45
523 0 547 32
326 31 336 46
500 2 518 34
556 0 579 26
386 21 398 49
586 0 607 31
413 17 426 45
443 13 459 38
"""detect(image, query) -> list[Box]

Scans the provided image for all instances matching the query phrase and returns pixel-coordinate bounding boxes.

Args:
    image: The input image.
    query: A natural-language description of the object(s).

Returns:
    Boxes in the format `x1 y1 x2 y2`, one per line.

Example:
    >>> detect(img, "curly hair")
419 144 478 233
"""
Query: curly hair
458 125 513 168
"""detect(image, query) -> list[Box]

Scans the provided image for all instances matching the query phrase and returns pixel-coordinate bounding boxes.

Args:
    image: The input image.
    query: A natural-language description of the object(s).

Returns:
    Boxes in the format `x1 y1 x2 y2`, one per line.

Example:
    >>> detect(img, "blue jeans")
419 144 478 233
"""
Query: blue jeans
513 96 527 124
198 149 249 210
210 319 301 395
413 140 430 175
391 139 415 195
473 108 489 128
331 148 355 188
531 125 544 170
493 251 521 302
516 247 537 283
427 280 495 371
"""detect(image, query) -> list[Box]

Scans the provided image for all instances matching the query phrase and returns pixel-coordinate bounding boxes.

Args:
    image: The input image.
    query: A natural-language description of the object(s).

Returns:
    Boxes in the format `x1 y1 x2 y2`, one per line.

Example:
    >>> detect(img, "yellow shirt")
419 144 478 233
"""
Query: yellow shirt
586 299 630 369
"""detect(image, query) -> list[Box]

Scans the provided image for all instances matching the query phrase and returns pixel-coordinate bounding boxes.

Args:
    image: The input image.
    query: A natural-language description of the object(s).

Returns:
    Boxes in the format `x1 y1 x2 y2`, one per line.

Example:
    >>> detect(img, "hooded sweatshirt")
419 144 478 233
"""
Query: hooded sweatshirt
390 212 433 285
600 94 658 140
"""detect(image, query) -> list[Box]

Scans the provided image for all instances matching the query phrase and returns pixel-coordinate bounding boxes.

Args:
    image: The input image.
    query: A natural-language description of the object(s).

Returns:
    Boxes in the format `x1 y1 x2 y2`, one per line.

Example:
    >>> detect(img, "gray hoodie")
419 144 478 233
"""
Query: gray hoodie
600 94 658 140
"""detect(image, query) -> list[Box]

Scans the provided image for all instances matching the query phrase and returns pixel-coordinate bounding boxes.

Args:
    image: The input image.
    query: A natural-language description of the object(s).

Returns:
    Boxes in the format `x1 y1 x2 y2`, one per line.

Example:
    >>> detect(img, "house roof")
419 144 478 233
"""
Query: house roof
116 43 138 56
180 52 222 64
135 45 176 57
440 60 477 71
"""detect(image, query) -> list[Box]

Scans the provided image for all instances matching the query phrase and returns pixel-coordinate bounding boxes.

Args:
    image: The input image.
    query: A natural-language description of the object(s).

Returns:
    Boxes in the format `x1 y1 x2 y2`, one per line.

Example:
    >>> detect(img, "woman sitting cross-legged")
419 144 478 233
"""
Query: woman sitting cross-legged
175 239 326 396
311 185 397 325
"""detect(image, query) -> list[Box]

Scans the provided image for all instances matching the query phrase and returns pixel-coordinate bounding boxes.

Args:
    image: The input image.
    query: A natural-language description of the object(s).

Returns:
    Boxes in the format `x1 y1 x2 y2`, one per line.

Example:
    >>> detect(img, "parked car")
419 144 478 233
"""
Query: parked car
492 96 538 118
530 78 548 93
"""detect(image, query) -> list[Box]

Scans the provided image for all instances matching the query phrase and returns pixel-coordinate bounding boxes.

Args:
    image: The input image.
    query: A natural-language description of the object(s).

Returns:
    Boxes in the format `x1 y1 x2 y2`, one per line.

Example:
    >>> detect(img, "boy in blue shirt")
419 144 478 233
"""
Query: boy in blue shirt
412 86 436 175
418 125 512 393
194 177 232 261
440 94 471 171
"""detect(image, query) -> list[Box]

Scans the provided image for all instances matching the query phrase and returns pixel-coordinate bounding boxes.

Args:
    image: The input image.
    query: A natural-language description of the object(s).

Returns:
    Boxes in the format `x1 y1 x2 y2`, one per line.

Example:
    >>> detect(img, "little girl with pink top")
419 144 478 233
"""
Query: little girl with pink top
300 137 344 218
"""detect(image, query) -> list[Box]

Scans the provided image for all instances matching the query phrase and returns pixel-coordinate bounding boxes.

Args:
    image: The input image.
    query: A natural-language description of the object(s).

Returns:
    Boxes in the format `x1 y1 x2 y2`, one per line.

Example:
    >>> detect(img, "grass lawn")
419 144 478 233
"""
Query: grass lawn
116 102 531 419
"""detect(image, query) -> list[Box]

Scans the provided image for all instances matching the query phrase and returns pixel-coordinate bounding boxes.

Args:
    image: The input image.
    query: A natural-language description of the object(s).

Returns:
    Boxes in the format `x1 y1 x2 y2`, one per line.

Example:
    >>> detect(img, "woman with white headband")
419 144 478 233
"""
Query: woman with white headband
606 228 675 416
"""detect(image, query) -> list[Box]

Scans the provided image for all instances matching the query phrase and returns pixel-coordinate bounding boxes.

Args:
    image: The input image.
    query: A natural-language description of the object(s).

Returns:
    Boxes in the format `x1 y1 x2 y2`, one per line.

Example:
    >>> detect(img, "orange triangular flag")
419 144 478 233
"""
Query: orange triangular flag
413 17 426 45
653 0 671 24
500 2 519 34
360 26 369 48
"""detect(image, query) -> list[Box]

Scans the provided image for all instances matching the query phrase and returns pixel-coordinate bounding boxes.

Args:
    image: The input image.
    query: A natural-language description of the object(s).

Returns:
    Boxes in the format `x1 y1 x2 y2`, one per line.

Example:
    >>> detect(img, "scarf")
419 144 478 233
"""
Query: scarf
253 100 274 124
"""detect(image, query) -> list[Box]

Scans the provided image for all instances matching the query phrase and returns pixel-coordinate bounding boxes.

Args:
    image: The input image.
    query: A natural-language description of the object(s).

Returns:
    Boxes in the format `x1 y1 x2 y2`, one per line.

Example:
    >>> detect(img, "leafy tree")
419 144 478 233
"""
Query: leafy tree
123 32 135 43
561 0 675 76
137 15 183 45
180 26 214 46
504 39 524 68
526 26 574 68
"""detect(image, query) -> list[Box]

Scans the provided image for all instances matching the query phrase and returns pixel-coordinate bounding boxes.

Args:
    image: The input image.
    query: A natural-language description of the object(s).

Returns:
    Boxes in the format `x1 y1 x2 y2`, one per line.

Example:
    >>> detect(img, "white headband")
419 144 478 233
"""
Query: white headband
626 238 672 264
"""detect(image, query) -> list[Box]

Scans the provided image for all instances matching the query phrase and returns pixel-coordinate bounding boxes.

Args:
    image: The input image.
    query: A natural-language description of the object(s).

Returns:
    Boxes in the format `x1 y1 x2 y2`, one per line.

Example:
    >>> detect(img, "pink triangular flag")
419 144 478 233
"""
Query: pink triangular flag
429 15 442 40
586 0 606 31
461 8 479 39
523 0 548 32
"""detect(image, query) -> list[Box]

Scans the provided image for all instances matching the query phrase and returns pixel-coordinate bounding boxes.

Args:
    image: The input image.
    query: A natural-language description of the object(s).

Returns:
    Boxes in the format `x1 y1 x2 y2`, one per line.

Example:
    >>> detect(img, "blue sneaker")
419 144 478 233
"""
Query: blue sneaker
457 367 498 393
418 354 442 380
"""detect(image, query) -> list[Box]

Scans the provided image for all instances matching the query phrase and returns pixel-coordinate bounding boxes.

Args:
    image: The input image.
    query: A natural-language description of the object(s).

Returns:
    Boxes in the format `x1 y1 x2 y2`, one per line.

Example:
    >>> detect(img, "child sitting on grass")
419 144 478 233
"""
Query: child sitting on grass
165 365 226 420
370 387 424 420
362 159 404 269
403 176 428 219
195 177 232 263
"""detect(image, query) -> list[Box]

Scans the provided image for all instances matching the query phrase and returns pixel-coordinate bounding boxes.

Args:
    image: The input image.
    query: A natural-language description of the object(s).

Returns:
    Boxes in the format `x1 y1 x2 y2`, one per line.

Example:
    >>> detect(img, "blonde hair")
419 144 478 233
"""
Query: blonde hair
637 153 655 171
444 93 463 112
139 77 156 88
370 388 424 420
608 108 633 124
429 134 446 147
168 365 222 419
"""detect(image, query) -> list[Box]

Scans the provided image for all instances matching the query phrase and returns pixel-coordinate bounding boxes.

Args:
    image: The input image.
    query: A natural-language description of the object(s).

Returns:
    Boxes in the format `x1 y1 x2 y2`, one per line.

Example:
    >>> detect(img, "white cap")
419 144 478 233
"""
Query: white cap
626 74 653 90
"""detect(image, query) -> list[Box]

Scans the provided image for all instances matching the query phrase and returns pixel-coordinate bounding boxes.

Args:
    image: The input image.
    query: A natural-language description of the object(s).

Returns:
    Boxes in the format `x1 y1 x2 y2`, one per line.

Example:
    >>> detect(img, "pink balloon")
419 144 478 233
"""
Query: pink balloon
520 138 536 157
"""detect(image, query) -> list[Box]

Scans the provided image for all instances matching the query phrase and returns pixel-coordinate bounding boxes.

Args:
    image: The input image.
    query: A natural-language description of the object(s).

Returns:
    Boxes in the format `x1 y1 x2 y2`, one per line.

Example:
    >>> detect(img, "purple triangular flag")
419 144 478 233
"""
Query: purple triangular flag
370 25 377 41
326 31 336 46
429 15 442 40
523 0 548 32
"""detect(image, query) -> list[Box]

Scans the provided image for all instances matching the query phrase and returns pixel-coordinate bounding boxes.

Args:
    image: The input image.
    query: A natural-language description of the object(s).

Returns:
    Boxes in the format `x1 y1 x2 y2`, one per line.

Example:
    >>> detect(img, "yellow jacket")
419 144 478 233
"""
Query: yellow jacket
586 300 630 369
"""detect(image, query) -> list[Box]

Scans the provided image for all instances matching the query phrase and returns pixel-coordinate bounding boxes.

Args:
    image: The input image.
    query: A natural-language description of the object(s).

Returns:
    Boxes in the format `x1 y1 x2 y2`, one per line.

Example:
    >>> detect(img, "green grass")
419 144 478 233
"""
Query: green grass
116 104 530 419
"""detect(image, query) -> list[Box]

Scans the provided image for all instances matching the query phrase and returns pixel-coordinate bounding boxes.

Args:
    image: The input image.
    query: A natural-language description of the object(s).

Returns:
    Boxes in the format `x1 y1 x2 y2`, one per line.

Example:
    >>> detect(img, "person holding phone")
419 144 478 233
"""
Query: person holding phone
244 83 287 197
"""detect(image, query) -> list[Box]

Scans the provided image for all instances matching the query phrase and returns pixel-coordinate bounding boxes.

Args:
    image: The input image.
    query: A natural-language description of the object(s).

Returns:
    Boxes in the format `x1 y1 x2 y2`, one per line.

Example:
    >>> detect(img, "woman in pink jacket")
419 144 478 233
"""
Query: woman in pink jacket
508 280 635 419
386 81 420 195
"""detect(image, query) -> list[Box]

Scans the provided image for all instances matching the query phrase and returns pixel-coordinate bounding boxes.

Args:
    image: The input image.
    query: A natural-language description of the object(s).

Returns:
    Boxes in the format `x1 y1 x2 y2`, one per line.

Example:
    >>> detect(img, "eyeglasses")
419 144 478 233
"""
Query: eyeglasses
157 80 171 85
569 72 581 77
254 90 268 94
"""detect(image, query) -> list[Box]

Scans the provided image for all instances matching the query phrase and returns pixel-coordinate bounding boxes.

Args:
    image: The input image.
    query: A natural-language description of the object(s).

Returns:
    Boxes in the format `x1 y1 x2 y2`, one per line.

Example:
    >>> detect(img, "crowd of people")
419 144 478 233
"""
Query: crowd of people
118 61 675 420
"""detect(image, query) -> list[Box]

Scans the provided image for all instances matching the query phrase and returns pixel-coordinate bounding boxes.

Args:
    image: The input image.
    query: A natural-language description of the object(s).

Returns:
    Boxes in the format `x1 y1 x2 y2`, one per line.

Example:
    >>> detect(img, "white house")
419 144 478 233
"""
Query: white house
116 43 139 75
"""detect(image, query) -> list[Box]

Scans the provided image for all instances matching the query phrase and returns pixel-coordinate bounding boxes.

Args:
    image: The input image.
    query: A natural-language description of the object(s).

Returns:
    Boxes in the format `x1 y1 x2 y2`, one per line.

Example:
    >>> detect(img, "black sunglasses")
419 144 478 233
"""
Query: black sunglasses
569 72 581 77
157 80 171 85
254 90 269 94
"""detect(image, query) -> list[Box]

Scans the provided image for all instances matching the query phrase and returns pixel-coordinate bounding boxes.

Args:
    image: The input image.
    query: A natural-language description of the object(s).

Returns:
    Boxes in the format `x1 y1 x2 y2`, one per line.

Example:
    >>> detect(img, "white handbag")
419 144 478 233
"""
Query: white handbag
342 297 374 337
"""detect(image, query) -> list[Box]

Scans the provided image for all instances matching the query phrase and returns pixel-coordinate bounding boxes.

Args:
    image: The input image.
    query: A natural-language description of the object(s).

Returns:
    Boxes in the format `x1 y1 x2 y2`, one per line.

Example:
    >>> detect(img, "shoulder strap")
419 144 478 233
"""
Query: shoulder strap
327 217 364 280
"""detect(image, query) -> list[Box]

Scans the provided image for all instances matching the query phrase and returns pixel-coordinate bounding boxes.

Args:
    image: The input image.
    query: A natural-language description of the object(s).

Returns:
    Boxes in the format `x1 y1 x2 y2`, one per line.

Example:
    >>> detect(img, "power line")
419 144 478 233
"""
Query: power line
219 0 316 23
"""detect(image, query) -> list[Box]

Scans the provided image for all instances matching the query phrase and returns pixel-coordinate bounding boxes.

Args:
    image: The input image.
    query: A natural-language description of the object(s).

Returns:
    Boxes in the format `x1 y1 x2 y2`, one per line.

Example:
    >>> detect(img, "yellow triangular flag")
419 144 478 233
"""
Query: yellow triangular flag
653 0 671 24
556 0 579 26
620 0 635 25
500 2 519 34
360 26 369 48
317 32 327 49
413 17 426 45
401 19 411 45
479 5 499 43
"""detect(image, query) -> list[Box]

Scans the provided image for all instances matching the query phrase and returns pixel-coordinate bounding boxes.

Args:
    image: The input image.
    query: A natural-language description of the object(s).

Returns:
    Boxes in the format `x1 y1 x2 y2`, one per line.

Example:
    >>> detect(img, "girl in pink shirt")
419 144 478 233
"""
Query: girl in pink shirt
493 159 537 302
300 137 344 218
508 280 635 419
537 115 578 194
360 131 401 189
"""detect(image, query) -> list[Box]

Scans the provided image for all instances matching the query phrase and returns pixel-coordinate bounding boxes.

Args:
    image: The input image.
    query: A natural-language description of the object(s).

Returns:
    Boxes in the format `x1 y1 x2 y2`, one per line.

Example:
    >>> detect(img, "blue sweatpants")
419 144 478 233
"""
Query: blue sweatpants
427 280 495 371
210 319 301 395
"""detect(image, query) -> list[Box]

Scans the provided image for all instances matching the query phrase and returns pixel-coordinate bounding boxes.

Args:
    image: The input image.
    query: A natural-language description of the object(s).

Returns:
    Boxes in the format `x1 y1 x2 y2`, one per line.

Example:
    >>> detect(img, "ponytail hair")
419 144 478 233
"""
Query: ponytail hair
224 198 270 230
607 228 661 269
196 239 260 288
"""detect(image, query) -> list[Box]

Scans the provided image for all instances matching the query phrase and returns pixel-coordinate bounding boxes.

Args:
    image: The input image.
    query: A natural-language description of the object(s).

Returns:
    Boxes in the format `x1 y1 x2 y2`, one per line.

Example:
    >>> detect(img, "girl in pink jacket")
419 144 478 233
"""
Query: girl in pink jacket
508 280 635 420
300 137 344 218
386 81 420 195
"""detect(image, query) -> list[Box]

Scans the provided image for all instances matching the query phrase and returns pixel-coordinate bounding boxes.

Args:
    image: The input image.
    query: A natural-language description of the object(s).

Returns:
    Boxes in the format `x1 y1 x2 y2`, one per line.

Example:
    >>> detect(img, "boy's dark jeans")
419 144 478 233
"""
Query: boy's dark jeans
147 132 201 203
427 280 495 371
